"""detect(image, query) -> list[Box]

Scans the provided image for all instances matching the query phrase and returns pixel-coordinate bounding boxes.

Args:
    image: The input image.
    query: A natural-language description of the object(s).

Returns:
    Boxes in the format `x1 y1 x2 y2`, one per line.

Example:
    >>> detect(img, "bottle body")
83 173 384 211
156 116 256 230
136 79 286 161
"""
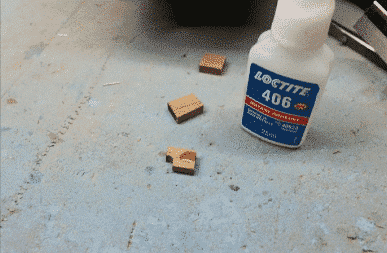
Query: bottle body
241 30 334 148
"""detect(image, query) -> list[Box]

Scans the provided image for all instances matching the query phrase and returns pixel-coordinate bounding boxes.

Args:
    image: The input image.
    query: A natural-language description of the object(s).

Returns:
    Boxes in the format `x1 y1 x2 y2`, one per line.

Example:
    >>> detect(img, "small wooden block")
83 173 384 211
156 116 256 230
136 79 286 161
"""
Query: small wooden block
172 159 195 175
167 94 204 124
166 147 196 163
199 53 226 75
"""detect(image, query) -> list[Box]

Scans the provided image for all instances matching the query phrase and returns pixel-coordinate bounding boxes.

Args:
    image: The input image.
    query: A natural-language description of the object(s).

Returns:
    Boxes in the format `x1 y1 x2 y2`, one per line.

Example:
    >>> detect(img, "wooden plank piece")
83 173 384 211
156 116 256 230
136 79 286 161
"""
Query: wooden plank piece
172 159 195 175
199 53 226 75
167 94 204 124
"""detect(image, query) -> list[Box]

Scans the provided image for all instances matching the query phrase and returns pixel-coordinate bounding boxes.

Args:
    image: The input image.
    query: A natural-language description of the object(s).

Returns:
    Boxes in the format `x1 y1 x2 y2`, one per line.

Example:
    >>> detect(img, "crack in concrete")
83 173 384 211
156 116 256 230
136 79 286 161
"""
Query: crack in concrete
1 185 27 225
1 51 113 223
0 207 22 228
127 221 137 249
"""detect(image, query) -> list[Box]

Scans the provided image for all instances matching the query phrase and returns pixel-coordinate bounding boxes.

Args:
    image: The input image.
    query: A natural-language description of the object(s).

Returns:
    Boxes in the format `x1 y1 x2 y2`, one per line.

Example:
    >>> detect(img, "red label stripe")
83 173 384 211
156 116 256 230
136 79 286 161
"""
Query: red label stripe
245 96 309 126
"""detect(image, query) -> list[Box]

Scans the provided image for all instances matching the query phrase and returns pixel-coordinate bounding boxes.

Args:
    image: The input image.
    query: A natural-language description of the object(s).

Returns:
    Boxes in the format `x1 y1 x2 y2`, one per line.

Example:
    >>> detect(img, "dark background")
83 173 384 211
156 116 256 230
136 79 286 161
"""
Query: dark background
165 0 375 28
348 0 374 10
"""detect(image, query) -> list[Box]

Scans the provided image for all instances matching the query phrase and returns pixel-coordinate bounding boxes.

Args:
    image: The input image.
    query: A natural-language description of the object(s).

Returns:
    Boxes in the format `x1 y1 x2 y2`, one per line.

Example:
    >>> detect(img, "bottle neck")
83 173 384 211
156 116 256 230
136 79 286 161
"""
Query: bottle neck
271 0 335 52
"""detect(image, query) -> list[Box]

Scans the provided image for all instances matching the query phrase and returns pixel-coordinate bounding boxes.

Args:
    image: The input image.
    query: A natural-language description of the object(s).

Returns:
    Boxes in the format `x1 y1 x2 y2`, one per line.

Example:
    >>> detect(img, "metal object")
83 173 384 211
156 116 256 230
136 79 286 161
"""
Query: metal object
328 20 387 71
353 1 387 64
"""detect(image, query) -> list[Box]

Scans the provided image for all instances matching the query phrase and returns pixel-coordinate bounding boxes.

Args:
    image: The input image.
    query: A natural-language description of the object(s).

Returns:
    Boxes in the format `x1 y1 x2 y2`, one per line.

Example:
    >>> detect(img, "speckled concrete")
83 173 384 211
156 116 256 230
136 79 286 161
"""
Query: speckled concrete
1 0 387 252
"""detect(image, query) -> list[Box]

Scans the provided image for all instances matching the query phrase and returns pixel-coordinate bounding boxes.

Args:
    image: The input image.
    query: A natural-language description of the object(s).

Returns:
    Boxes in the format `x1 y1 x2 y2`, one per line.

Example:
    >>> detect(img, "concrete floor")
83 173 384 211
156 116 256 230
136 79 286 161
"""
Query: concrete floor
1 0 387 252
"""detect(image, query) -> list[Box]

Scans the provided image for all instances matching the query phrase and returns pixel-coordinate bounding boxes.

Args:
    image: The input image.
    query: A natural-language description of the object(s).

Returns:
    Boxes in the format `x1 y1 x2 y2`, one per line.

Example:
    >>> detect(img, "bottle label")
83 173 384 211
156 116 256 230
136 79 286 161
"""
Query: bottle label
242 63 320 146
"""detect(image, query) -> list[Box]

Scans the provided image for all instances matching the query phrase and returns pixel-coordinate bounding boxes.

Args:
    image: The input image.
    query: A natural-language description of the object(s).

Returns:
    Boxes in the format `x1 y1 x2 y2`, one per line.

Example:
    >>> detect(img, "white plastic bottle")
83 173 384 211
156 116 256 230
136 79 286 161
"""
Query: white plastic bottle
241 0 336 148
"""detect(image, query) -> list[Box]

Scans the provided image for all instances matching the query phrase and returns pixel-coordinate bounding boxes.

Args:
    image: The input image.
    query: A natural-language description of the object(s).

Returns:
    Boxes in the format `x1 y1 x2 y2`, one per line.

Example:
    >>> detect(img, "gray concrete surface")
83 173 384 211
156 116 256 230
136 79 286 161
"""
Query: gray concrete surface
1 0 387 252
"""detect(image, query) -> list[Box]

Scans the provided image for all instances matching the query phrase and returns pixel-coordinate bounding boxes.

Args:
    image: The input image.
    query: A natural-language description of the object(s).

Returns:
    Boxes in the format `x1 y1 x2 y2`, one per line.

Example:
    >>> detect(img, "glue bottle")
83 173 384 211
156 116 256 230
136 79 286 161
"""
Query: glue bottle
241 0 336 148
